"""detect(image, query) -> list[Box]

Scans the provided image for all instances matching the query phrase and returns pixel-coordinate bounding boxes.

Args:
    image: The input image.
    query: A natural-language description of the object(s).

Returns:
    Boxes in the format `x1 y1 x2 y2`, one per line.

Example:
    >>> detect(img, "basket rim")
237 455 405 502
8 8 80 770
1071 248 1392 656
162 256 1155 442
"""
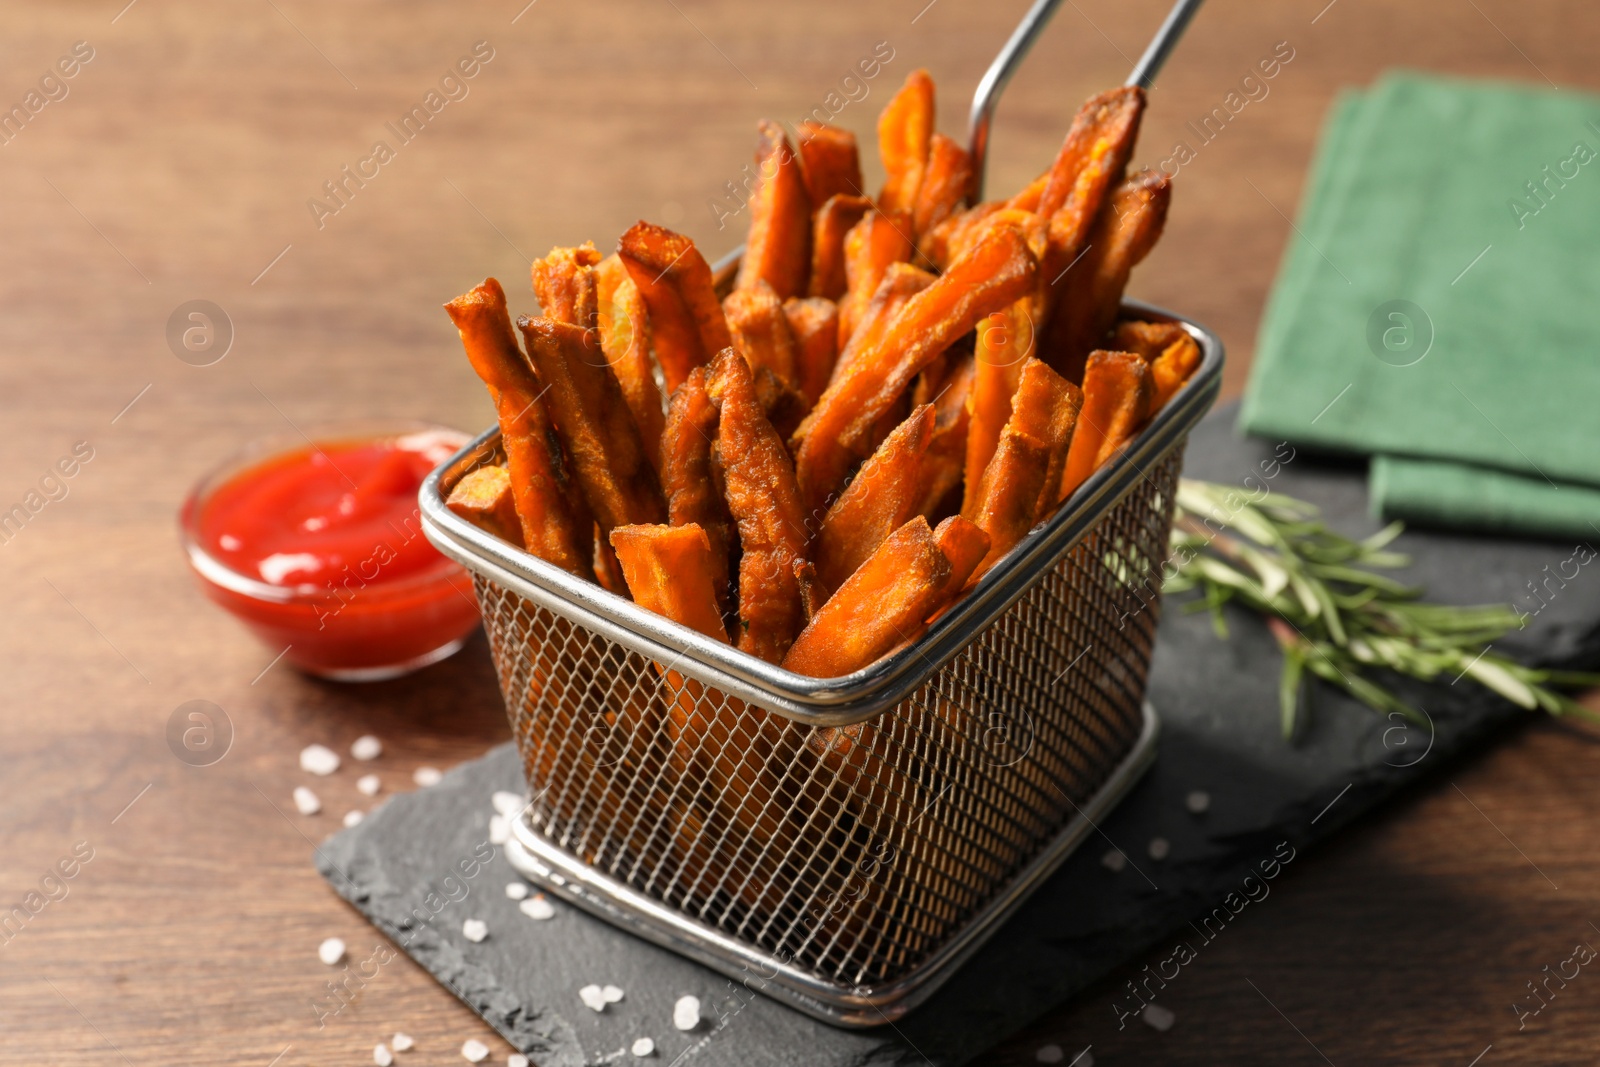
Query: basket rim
420 297 1222 725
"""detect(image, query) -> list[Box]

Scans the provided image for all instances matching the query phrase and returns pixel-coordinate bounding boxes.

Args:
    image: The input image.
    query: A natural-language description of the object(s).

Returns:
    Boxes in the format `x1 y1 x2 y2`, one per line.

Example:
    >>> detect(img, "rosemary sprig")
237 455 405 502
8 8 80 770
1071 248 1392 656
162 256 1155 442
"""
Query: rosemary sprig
1165 479 1600 738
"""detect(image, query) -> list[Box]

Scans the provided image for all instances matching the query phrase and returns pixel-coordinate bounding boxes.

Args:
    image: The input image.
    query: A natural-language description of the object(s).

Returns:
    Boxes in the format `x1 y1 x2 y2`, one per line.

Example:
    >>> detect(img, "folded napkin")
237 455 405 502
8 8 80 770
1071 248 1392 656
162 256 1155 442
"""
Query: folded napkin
1239 71 1600 541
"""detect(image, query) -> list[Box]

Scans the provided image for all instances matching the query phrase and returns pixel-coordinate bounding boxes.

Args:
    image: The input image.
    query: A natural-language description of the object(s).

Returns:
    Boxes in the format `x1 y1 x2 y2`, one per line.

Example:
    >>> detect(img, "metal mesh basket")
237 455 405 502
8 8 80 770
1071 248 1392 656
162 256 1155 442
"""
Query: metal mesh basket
421 299 1222 1026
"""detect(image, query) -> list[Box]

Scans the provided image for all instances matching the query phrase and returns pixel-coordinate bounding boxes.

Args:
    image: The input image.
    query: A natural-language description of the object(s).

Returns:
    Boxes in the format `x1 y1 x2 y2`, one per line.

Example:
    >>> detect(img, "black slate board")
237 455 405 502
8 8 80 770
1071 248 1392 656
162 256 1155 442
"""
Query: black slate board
317 405 1600 1066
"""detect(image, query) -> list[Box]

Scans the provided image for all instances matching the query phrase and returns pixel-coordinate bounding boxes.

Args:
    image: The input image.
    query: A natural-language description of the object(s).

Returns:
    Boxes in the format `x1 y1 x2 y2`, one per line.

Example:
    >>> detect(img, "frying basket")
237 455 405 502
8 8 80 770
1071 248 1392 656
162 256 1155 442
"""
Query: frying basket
420 298 1222 1027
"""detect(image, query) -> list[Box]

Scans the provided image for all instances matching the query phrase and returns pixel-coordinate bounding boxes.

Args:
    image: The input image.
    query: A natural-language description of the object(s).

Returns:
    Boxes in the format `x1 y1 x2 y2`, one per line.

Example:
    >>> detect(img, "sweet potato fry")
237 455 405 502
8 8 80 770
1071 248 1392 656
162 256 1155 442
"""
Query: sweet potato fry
530 243 602 330
933 514 990 597
445 465 524 549
751 364 809 443
831 261 936 388
808 193 873 301
795 120 865 206
444 279 595 580
1004 171 1049 213
961 301 1037 515
1110 319 1188 362
592 528 628 597
783 297 840 407
814 404 934 594
876 69 935 217
912 133 974 242
1044 170 1171 381
610 524 729 642
723 280 799 391
783 516 950 678
1057 349 1151 503
595 254 666 472
1148 330 1201 415
915 351 975 520
1007 358 1083 515
1037 87 1145 221
919 201 1001 270
793 223 1039 519
517 316 666 535
660 366 737 614
735 120 812 301
617 221 733 393
838 208 914 342
704 349 810 663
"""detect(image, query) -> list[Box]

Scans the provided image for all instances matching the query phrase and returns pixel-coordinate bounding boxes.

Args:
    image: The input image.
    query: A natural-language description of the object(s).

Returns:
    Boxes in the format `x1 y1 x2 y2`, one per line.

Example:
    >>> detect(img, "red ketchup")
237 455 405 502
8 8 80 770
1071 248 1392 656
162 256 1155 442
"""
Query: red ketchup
182 427 479 680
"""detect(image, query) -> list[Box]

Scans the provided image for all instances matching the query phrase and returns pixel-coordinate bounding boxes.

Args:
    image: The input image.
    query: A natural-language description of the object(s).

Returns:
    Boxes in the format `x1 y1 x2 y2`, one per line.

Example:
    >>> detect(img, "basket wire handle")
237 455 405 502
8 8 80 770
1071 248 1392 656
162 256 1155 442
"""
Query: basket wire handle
966 0 1207 200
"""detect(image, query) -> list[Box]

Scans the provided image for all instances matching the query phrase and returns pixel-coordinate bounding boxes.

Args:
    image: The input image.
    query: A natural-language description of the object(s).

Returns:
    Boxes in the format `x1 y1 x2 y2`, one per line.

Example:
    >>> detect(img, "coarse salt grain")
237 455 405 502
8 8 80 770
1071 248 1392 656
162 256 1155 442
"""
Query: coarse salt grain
1148 837 1170 861
579 984 609 1012
317 937 345 965
672 995 701 1031
492 790 525 817
601 984 624 1004
374 1044 393 1066
508 1056 530 1067
293 786 322 815
1100 848 1126 873
489 814 510 845
1142 1003 1175 1032
351 734 382 760
462 1038 489 1062
520 896 554 921
414 767 443 787
300 744 341 776
1186 790 1211 814
357 773 382 796
463 919 489 943
343 810 364 828
1035 1045 1063 1063
631 1037 656 1057
391 1033 414 1051
506 882 529 901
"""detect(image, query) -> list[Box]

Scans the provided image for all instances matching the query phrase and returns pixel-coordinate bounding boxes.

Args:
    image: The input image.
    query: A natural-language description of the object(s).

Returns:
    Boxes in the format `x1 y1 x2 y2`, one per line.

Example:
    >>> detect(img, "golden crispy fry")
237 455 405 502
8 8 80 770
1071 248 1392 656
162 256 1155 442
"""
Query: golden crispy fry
735 120 812 301
530 243 602 330
782 515 951 678
831 261 936 388
1058 349 1152 503
783 296 840 407
795 121 864 206
445 465 524 549
1111 320 1202 417
838 209 914 342
1037 87 1145 220
617 221 733 394
660 366 736 615
916 351 975 520
814 404 934 594
444 279 595 580
876 69 934 217
723 280 799 391
793 223 1039 520
517 316 666 535
704 348 810 663
808 194 873 301
933 514 990 597
610 523 729 642
1007 358 1083 516
595 254 666 472
962 301 1036 515
912 133 973 242
1044 170 1171 381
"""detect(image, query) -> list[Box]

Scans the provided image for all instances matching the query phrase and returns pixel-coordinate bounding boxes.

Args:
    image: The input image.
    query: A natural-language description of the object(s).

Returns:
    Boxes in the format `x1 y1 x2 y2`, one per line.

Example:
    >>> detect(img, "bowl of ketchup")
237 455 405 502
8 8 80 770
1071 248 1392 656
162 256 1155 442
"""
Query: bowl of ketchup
180 422 481 681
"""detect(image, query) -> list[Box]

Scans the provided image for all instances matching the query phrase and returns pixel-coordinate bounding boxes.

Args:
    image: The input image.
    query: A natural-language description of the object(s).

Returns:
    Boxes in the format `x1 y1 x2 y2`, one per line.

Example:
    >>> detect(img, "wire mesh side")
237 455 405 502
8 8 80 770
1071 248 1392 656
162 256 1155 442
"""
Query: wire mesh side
474 444 1183 990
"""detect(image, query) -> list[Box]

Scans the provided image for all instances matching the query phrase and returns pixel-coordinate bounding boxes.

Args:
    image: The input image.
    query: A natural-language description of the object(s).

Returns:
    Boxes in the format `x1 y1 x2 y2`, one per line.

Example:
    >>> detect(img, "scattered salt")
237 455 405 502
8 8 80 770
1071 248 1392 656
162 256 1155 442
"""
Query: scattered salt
579 984 609 1012
317 937 345 965
631 1037 656 1057
293 786 322 815
1100 848 1126 873
489 814 511 845
506 882 529 901
351 734 383 761
672 995 701 1031
601 984 624 1004
1035 1045 1063 1063
300 744 341 776
1148 837 1170 861
508 1056 530 1067
414 766 443 787
374 1044 393 1066
1185 790 1211 815
462 1038 489 1062
357 773 382 797
344 810 364 828
1142 1003 1175 1032
463 919 489 943
391 1033 414 1051
520 896 555 921
492 790 525 817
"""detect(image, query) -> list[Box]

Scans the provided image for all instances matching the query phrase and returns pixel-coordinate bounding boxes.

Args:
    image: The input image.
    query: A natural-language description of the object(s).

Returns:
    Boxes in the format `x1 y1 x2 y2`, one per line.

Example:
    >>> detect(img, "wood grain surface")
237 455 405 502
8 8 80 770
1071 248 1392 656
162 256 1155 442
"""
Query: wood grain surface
1 1 1596 1064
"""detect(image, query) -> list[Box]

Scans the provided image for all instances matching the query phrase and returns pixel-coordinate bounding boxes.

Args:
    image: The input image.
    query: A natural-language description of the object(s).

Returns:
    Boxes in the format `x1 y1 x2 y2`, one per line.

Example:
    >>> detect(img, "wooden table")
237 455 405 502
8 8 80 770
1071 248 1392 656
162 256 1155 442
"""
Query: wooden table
3 1 1595 1063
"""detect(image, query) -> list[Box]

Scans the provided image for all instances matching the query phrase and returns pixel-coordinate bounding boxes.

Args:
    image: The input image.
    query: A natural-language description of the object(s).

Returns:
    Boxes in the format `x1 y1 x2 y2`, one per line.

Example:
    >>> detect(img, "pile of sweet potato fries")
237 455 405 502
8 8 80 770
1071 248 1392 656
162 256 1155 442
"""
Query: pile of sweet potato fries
446 71 1199 680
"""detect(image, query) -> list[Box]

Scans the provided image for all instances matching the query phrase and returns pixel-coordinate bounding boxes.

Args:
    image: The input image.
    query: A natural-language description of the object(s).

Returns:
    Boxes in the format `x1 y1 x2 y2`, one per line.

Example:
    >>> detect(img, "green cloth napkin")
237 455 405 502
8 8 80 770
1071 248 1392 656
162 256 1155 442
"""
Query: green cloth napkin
1239 71 1600 541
